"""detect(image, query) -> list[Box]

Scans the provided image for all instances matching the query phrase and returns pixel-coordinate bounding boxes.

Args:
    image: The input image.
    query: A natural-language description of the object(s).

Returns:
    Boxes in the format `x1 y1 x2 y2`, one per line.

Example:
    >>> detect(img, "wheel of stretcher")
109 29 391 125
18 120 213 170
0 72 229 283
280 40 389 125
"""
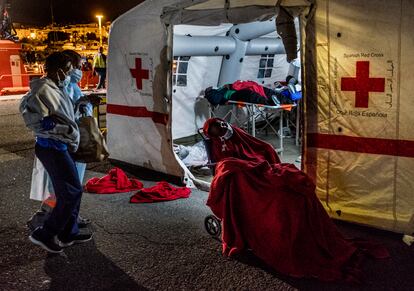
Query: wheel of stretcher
204 215 221 237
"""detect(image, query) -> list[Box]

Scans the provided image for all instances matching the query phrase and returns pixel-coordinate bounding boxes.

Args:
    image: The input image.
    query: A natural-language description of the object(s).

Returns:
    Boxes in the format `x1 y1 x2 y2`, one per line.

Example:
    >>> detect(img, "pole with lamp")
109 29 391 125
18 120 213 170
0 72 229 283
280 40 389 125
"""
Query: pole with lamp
96 14 103 47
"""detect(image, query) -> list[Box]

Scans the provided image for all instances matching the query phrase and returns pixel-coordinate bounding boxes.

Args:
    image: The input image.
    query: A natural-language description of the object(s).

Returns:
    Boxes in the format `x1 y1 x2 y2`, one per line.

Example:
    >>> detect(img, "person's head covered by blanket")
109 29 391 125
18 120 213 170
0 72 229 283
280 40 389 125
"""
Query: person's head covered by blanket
202 118 280 165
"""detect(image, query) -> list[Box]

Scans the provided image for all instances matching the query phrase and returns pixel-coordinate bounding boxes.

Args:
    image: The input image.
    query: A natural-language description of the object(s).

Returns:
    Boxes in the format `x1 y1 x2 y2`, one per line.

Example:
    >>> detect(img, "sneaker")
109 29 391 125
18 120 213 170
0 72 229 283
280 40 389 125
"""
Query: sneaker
58 233 93 247
29 227 63 254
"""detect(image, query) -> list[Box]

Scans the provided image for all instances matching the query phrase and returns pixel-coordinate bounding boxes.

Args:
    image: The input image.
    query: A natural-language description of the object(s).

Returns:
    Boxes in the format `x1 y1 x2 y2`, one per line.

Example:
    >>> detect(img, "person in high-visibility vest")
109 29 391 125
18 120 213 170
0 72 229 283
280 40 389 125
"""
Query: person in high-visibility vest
92 47 107 90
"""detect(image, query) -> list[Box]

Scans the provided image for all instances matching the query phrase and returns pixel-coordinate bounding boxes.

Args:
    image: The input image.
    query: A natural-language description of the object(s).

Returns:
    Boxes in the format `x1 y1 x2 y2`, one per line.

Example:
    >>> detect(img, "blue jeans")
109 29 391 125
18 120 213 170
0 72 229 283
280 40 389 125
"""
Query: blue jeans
35 144 82 239
46 162 86 194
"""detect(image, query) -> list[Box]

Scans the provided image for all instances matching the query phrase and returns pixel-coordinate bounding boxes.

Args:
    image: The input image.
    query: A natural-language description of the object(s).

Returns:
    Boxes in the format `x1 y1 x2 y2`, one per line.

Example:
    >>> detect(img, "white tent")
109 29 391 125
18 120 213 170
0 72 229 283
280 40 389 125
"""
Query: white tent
107 0 305 181
107 0 414 234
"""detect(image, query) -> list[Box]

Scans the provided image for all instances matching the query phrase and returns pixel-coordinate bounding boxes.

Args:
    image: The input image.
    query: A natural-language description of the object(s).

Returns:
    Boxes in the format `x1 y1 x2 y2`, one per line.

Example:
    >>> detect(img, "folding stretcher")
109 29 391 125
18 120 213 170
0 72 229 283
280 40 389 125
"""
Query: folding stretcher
211 100 299 153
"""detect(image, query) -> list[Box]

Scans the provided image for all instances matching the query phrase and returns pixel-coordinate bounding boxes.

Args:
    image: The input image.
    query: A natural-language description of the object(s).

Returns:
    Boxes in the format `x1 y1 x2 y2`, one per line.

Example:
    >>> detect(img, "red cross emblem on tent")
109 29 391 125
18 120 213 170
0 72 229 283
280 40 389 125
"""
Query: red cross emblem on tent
130 58 149 90
340 61 385 108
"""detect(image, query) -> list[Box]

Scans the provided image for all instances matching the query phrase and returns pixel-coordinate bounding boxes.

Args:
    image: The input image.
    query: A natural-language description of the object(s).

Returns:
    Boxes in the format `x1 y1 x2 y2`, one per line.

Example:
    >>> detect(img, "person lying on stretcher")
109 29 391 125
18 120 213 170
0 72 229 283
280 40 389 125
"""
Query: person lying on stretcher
203 78 301 107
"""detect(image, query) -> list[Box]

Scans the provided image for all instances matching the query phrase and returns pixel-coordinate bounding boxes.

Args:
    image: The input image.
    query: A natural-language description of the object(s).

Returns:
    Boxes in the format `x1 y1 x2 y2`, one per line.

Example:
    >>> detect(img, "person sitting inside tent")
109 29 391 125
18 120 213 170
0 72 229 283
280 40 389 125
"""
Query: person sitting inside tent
204 79 300 107
203 117 388 282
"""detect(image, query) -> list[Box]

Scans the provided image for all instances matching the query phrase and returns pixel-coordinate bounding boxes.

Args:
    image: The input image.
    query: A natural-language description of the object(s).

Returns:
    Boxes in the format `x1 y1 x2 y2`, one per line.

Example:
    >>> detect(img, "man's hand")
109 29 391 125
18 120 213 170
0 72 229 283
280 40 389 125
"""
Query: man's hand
41 116 56 130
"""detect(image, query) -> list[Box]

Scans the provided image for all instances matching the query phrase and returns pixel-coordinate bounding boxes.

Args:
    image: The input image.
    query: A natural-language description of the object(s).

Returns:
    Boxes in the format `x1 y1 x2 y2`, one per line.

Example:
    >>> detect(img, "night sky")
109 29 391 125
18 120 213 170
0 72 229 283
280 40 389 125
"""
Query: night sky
11 0 144 25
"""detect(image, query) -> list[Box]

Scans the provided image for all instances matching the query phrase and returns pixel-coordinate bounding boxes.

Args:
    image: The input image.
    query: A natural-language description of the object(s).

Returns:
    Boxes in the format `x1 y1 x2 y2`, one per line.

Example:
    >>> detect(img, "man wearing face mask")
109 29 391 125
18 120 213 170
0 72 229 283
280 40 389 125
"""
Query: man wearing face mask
62 50 94 116
27 51 99 232
20 52 92 253
45 50 93 225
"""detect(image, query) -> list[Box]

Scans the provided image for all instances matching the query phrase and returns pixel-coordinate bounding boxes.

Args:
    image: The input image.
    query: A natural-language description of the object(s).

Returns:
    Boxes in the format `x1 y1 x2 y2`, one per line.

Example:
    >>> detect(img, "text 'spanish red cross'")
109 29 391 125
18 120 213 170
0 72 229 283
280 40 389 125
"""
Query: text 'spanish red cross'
130 58 149 90
341 61 385 108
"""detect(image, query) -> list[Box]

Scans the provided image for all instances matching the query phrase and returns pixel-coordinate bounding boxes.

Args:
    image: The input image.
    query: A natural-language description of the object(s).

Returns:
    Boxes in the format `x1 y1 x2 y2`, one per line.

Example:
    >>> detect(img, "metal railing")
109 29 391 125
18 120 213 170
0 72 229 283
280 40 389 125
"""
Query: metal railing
0 73 43 81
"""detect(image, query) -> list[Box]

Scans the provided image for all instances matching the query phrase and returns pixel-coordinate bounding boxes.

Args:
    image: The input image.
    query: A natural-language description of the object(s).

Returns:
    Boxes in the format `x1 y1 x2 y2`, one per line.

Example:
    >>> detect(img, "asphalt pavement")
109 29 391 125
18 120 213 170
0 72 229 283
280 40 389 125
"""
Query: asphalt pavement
1 99 414 291
0 99 297 290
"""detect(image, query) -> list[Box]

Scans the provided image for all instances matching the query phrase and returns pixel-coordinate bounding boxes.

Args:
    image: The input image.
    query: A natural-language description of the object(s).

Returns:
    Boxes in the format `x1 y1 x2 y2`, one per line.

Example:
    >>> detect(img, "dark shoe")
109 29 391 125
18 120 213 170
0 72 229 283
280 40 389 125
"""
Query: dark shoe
29 227 63 254
27 210 50 231
77 215 91 228
58 233 93 247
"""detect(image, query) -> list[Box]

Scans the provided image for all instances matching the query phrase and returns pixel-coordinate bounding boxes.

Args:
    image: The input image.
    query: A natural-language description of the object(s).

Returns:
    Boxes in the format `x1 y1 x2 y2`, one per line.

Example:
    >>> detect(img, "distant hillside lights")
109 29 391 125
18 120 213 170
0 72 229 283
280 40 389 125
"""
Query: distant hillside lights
14 22 110 45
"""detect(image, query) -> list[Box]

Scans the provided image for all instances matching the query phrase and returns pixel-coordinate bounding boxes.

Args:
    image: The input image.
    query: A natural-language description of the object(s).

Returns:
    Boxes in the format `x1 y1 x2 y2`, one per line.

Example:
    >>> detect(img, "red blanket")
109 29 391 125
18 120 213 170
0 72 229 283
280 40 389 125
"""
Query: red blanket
85 168 143 194
232 80 267 98
130 181 191 203
203 118 280 164
207 158 389 281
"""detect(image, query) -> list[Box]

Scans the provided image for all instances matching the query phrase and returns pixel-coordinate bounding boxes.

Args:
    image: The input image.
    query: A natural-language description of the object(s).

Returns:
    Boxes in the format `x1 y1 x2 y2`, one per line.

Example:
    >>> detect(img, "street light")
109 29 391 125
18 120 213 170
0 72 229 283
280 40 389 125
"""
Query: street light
96 14 103 47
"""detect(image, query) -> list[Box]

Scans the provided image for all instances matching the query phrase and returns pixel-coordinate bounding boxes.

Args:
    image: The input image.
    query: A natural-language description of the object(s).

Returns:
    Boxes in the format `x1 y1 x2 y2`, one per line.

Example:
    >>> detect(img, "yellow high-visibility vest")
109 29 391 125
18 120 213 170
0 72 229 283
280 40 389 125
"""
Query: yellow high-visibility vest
93 53 106 68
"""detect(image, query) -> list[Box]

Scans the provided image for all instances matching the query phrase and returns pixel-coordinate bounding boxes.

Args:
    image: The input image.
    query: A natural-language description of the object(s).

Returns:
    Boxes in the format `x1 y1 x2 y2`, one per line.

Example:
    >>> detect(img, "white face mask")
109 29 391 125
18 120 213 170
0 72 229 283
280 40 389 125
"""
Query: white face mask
221 122 233 140
57 69 71 88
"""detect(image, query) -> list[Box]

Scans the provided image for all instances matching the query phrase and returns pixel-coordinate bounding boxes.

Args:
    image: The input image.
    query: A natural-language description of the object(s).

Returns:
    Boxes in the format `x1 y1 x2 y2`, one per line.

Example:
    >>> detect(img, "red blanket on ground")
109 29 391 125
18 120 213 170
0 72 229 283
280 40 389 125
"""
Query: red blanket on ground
207 158 389 281
130 181 191 203
85 168 143 194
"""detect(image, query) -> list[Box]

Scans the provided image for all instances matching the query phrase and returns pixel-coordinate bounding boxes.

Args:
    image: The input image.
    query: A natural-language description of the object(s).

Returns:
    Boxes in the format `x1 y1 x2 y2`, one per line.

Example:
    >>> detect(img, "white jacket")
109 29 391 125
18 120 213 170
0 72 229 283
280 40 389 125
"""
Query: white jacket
19 77 80 152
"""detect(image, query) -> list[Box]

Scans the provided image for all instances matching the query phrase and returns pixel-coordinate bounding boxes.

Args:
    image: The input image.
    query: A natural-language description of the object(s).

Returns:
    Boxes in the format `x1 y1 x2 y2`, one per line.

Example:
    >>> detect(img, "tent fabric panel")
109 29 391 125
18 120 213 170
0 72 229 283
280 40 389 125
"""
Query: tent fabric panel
162 8 228 26
395 157 414 232
108 17 166 112
173 23 233 36
107 115 183 177
239 54 290 83
185 0 276 10
301 0 319 183
399 0 414 140
161 0 310 26
326 0 400 139
324 150 395 216
396 1 414 232
314 152 412 234
115 0 176 20
172 56 220 139
185 0 311 10
314 148 329 203
162 6 276 26
108 2 176 175
323 203 400 233
314 42 330 134
182 0 227 10
306 0 414 233
172 24 229 138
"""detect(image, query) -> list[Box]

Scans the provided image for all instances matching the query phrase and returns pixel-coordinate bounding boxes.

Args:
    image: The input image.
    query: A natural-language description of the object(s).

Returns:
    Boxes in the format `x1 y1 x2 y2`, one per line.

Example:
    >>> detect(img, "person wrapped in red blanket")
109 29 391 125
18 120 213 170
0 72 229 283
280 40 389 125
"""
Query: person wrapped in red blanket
203 118 388 282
